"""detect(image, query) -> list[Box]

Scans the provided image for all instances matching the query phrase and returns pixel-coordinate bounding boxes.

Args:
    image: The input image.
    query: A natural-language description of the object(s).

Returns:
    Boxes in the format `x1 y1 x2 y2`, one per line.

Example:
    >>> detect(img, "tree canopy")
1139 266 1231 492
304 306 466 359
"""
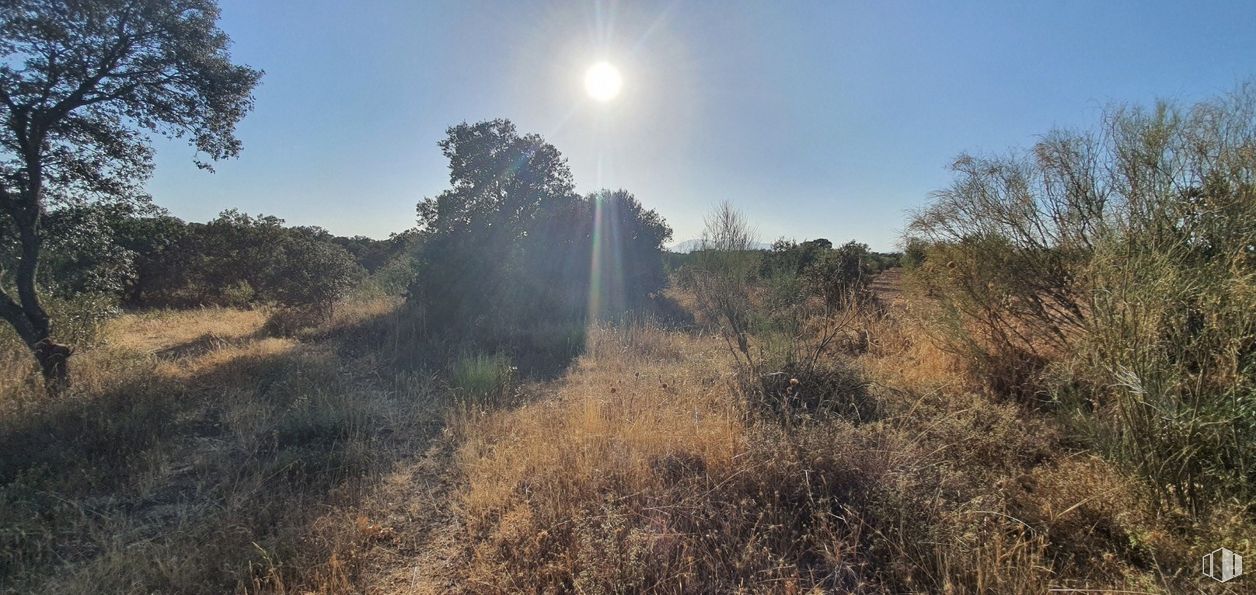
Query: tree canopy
0 0 260 387
409 119 672 345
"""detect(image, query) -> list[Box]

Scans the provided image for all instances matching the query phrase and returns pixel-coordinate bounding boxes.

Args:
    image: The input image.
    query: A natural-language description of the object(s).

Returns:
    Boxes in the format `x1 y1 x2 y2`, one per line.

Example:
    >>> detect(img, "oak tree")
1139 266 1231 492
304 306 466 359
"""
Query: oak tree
0 0 260 389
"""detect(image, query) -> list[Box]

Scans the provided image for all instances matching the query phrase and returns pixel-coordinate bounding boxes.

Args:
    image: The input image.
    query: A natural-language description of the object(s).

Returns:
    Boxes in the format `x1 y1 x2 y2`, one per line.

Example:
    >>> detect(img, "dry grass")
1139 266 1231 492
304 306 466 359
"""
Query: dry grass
2 287 1247 593
0 298 444 595
432 296 1233 593
104 307 270 352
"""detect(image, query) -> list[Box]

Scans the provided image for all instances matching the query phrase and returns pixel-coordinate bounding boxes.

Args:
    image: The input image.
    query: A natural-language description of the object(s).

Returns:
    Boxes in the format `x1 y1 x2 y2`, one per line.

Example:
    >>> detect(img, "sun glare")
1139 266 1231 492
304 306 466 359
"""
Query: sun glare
584 61 623 102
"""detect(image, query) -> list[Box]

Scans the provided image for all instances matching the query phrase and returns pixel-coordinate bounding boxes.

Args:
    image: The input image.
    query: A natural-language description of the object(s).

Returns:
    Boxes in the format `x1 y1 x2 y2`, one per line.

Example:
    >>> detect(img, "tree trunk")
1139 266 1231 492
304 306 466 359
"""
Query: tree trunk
0 158 73 394
0 292 71 395
33 338 72 394
19 287 71 396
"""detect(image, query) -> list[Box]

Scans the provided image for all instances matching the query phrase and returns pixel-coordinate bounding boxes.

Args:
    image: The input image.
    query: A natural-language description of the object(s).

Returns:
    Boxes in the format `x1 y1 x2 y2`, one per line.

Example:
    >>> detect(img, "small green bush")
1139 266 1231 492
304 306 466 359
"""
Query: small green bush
451 353 515 407
220 280 256 308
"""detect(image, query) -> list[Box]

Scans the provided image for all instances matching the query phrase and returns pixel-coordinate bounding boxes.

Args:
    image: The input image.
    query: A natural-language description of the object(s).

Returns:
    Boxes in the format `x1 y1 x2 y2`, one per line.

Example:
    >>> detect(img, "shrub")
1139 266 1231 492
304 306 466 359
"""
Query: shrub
804 240 874 309
129 211 365 311
263 234 363 314
901 237 929 270
752 358 875 422
355 251 416 298
688 201 761 370
43 294 121 351
906 82 1256 511
762 237 831 277
219 280 256 308
0 294 119 359
31 205 140 298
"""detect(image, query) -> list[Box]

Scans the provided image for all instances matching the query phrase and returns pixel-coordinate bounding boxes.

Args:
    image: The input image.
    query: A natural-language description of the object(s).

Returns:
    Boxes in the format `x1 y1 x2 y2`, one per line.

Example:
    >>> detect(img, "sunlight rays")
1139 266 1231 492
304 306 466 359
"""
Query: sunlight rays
587 191 627 322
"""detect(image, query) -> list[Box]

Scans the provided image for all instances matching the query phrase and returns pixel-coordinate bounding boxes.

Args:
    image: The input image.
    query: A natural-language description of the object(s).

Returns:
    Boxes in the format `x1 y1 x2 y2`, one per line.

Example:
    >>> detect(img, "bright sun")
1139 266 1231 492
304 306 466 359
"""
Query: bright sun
584 62 623 102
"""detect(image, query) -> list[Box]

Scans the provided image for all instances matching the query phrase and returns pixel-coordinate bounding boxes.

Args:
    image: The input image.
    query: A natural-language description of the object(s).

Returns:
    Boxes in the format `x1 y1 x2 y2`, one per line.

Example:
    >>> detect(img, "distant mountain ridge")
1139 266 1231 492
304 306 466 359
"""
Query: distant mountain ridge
667 238 773 253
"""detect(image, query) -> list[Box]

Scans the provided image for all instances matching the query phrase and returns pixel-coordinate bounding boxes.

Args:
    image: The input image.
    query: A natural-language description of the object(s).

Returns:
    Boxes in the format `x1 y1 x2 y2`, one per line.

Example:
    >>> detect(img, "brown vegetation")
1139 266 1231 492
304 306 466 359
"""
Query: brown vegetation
2 275 1249 593
412 289 1247 593
0 298 447 594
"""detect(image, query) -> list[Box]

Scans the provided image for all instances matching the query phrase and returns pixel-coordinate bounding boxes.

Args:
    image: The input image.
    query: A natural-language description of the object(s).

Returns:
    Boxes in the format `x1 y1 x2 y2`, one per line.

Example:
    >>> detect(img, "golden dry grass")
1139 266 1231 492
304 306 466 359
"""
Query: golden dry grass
104 306 269 352
0 299 445 595
2 290 1247 593
427 299 1238 593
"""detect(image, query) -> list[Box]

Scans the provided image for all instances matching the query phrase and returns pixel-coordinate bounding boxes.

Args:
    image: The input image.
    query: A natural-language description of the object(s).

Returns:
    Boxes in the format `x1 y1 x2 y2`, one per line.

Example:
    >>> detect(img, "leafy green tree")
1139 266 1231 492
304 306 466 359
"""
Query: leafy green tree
0 0 260 389
410 120 671 341
413 119 578 328
174 210 284 306
521 189 671 320
263 233 363 314
583 189 672 316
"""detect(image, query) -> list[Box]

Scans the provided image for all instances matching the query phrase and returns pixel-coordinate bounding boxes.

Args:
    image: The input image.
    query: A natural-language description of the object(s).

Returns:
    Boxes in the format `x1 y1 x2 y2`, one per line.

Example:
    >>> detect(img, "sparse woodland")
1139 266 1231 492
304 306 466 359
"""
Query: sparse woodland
1 2 1254 594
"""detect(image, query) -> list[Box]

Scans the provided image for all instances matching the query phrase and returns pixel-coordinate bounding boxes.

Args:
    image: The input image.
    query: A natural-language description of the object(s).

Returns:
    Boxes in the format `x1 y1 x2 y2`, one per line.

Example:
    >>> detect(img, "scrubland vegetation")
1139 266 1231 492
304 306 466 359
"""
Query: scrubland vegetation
1 2 1253 593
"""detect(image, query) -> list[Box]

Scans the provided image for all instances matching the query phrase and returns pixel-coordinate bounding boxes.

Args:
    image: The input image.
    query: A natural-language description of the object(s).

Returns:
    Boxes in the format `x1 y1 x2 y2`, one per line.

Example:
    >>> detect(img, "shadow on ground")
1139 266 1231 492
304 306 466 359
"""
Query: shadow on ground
0 308 447 594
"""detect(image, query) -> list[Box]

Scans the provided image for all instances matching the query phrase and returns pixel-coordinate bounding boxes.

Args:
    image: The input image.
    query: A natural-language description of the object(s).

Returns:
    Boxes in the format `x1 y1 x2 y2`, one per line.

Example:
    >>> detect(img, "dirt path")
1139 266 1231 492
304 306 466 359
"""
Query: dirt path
870 266 904 304
352 435 463 594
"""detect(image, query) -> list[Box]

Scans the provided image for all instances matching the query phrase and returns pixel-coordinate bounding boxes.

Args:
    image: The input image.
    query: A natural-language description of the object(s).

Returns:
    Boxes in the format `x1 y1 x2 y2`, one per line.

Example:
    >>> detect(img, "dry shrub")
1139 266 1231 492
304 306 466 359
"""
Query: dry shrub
906 84 1256 512
1003 456 1165 583
937 526 1053 594
863 305 1236 593
752 358 875 422
263 305 328 337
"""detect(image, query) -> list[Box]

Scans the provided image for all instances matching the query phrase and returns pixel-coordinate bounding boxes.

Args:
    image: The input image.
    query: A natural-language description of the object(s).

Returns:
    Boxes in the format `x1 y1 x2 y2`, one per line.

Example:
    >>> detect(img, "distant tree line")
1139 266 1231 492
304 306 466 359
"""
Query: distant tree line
669 235 900 308
1 204 415 312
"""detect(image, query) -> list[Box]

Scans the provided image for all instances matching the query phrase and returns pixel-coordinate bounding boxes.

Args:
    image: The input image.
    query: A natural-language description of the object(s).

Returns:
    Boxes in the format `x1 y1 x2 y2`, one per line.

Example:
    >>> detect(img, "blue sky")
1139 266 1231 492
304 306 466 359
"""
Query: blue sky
146 1 1256 251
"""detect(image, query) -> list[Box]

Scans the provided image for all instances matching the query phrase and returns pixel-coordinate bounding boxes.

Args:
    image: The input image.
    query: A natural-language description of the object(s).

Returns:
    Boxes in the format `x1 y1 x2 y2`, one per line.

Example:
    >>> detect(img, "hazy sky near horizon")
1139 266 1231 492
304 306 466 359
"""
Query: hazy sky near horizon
146 1 1256 251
